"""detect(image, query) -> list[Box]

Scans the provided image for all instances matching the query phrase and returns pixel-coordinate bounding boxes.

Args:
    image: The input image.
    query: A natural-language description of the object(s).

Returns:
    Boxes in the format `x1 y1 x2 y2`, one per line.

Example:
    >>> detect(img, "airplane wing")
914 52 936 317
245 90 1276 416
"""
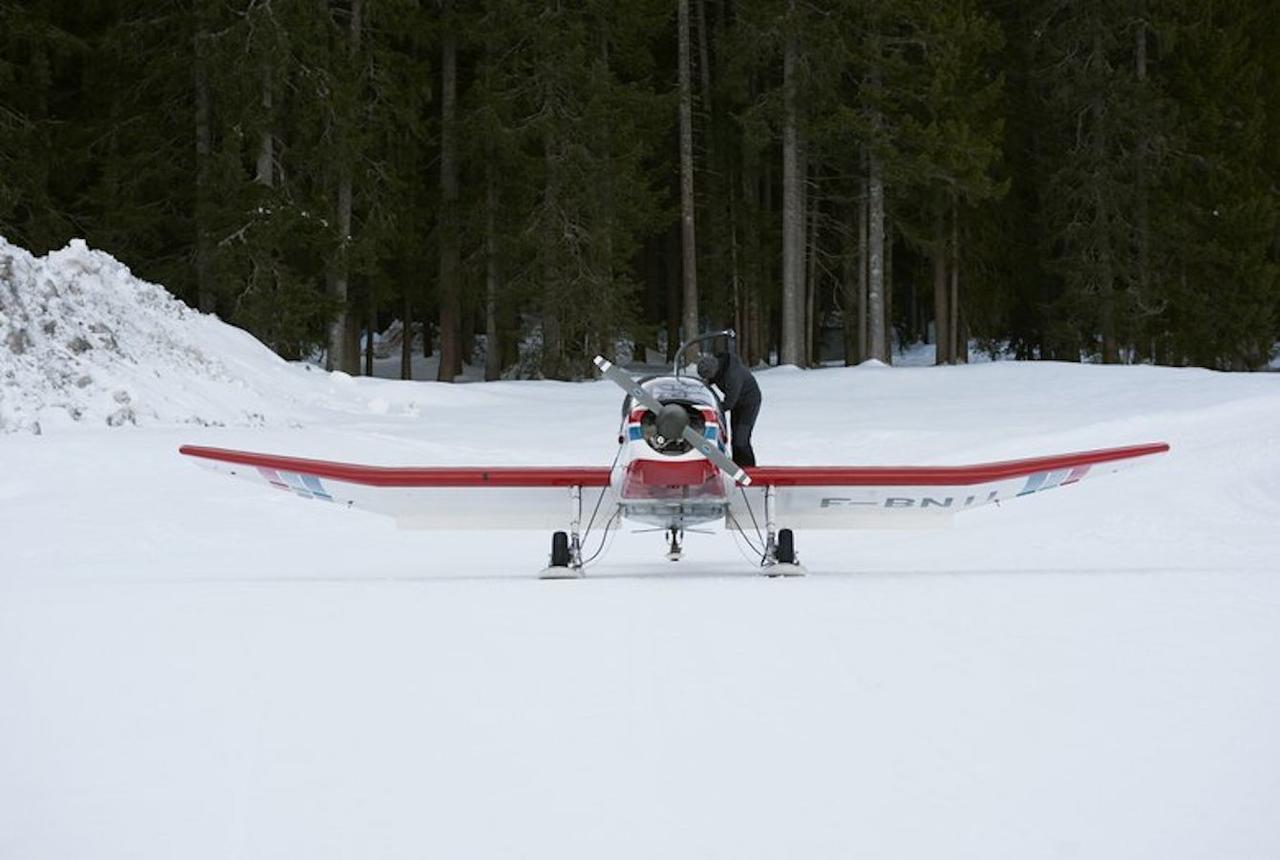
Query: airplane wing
179 445 614 530
731 442 1170 529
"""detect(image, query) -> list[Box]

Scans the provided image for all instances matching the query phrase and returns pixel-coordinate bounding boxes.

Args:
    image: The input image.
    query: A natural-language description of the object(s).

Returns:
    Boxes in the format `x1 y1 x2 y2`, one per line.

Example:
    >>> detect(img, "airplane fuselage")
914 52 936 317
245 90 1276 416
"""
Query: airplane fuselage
610 375 733 529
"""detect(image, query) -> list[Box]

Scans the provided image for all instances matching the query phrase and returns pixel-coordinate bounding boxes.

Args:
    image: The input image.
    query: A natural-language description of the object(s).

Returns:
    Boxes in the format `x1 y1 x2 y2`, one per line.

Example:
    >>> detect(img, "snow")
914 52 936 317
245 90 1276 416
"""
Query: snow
0 237 417 434
3 240 1280 859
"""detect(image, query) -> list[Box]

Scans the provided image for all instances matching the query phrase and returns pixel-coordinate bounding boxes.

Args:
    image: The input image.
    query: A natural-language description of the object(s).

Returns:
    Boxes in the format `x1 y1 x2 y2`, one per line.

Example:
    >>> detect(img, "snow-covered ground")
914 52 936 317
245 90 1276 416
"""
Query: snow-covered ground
3 240 1280 859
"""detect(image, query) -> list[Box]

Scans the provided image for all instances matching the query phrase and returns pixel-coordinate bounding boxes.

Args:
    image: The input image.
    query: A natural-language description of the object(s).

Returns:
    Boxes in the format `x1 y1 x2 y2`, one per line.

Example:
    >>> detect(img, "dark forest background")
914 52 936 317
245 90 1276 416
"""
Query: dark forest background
2 0 1277 378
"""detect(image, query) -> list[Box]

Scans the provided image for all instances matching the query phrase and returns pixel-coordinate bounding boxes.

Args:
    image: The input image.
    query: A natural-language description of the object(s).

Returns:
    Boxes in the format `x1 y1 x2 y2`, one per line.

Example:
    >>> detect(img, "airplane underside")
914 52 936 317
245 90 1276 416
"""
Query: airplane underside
619 501 728 530
541 482 805 579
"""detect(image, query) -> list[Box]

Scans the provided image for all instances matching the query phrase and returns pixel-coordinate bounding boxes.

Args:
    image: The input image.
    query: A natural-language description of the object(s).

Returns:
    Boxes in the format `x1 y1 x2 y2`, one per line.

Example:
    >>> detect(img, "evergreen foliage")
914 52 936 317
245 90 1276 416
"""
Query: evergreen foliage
2 0 1275 374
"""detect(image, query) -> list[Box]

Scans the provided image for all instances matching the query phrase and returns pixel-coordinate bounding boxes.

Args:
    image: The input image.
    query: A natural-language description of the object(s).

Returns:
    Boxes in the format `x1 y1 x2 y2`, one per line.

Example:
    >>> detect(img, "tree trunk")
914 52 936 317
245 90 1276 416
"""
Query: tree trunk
932 209 950 365
421 300 433 357
343 312 360 371
401 291 413 379
738 91 757 363
866 152 887 363
436 4 461 381
598 26 618 367
804 171 818 366
325 0 362 374
747 289 761 366
729 173 742 350
908 256 917 345
255 62 273 187
949 202 961 363
325 172 354 372
542 138 564 377
841 222 857 366
695 0 713 111
484 161 502 381
664 226 680 361
193 10 214 314
857 173 868 363
677 0 699 353
883 215 893 357
1093 32 1118 364
364 291 375 377
1135 15 1151 313
460 303 476 371
780 0 804 366
697 0 728 340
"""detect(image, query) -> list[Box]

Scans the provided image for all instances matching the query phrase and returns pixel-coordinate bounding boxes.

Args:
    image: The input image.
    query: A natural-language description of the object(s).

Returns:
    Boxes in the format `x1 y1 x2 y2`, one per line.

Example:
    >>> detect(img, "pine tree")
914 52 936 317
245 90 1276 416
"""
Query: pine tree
517 0 669 378
1159 0 1278 368
0 0 83 253
199 0 340 357
1030 0 1145 362
902 0 1006 364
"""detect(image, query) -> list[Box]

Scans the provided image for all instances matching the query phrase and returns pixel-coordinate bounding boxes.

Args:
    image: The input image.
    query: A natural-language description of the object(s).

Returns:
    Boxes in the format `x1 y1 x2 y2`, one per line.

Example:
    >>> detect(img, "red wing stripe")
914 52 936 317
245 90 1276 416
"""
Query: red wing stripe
746 443 1169 487
179 446 612 488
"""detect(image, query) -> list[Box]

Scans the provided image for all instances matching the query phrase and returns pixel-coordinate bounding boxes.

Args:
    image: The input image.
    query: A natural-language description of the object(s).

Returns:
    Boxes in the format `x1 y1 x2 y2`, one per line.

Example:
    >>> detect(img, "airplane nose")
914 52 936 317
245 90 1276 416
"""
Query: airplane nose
653 403 690 446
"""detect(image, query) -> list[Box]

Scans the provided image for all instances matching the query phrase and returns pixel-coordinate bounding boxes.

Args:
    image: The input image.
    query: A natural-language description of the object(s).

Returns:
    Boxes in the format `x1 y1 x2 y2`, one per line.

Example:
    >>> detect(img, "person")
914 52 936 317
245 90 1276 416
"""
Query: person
696 350 761 467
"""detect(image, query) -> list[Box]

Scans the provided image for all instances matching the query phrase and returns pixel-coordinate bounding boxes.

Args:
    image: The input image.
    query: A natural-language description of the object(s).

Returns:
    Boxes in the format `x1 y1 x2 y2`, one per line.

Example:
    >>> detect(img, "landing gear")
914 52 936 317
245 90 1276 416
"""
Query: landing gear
540 486 585 579
761 486 806 577
665 527 683 561
550 531 571 567
775 528 796 564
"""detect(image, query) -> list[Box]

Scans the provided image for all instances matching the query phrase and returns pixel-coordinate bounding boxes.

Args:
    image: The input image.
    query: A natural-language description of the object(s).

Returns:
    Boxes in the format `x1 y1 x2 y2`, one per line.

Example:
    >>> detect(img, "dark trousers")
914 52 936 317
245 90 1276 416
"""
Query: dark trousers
729 394 761 467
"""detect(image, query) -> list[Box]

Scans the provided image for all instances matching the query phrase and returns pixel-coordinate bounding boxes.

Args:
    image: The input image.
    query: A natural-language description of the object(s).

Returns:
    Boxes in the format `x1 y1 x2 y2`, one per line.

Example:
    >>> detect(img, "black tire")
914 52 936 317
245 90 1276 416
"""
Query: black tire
550 531 571 567
776 528 796 565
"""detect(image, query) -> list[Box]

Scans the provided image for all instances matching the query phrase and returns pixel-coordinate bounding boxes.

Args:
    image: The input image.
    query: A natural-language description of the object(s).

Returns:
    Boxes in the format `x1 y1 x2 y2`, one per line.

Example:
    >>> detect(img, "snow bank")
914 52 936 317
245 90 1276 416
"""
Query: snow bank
0 238 328 433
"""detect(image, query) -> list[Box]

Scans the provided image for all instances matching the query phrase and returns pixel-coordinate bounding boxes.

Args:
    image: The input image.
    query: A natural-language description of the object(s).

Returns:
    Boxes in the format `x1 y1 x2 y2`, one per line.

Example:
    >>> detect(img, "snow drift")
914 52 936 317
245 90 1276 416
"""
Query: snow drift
0 237 336 433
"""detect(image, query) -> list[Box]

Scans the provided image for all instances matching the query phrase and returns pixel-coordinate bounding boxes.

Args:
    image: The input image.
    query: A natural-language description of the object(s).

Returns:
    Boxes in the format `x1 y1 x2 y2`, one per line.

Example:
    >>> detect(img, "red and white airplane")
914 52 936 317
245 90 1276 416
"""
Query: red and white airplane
181 332 1169 578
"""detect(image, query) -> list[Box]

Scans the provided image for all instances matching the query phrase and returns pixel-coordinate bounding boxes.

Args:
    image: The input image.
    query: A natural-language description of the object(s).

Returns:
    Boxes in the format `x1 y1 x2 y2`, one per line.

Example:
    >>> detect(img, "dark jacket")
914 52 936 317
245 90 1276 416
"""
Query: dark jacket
705 351 760 412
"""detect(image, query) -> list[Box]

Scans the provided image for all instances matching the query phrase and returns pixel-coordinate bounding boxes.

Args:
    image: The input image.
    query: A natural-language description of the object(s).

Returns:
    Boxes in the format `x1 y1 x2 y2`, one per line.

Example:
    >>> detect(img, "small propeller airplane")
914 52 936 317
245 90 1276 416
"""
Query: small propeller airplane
180 330 1170 578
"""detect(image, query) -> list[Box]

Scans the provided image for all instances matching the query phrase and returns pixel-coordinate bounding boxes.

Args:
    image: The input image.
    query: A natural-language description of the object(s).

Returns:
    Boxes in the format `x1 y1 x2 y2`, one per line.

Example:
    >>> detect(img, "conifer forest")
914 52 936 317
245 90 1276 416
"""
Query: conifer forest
2 0 1277 377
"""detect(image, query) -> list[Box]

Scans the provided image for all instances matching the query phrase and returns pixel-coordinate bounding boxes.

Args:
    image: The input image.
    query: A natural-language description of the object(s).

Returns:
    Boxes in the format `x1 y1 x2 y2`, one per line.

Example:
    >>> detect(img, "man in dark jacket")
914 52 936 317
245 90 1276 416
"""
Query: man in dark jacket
696 351 761 467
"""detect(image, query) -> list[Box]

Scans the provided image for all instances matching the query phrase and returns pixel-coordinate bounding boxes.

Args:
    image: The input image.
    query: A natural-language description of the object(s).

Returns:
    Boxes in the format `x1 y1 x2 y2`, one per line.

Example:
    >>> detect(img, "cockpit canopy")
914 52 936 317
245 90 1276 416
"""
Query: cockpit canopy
641 376 719 408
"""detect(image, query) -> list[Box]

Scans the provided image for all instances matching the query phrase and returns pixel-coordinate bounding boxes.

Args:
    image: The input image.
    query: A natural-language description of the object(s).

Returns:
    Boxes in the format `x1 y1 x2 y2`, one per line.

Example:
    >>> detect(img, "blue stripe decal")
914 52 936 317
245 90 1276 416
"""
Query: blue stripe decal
300 474 333 501
626 424 716 442
280 471 314 499
1039 469 1070 491
1017 472 1048 496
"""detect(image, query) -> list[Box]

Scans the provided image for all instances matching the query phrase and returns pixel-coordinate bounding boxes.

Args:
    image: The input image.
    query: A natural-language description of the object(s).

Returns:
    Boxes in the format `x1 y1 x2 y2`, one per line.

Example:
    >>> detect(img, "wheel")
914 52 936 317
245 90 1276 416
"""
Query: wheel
775 528 796 565
550 531 571 567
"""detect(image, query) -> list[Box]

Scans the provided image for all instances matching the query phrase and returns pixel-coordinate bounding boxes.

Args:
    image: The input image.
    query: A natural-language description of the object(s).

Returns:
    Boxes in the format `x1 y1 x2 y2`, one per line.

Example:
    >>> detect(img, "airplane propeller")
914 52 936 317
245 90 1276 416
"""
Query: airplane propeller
653 403 690 447
594 355 752 486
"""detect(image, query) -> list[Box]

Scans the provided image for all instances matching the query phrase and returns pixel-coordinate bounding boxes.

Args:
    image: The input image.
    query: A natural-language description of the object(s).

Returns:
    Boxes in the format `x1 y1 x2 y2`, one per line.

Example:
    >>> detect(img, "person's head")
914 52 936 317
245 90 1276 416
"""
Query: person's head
696 354 719 381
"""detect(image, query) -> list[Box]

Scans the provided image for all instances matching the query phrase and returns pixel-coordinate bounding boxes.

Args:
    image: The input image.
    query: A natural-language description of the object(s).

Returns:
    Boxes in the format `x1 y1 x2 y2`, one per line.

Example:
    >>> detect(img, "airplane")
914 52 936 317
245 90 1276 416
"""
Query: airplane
180 330 1170 578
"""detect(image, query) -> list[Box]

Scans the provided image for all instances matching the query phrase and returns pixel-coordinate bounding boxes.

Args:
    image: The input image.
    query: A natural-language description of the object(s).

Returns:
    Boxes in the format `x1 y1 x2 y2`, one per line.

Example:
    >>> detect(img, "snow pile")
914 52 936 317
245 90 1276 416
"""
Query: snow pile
0 238 324 433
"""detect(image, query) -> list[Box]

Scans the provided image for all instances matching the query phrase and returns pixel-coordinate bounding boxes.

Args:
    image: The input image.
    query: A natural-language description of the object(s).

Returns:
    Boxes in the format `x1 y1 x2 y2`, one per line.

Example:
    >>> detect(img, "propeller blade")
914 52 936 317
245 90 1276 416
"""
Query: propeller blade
682 425 752 486
595 355 751 487
594 356 664 413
